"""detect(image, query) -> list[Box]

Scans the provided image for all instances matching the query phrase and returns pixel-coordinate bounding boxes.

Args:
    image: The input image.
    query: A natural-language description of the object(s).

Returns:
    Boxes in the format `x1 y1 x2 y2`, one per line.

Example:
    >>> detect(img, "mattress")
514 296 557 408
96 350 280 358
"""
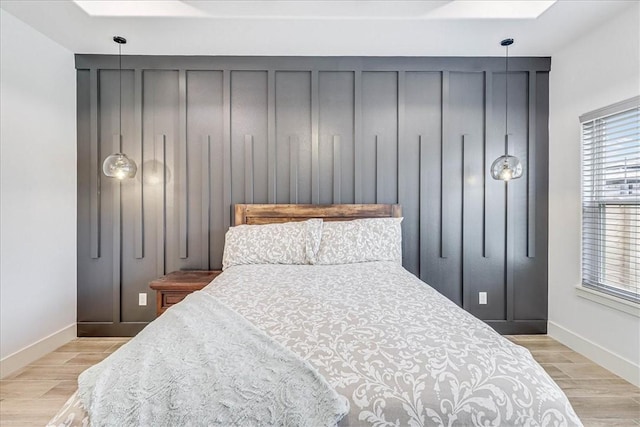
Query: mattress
49 262 581 426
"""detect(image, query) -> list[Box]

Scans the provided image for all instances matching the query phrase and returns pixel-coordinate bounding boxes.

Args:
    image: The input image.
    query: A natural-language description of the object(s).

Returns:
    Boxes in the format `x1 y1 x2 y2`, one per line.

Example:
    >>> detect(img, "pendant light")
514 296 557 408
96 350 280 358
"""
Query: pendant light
102 36 137 180
490 38 523 182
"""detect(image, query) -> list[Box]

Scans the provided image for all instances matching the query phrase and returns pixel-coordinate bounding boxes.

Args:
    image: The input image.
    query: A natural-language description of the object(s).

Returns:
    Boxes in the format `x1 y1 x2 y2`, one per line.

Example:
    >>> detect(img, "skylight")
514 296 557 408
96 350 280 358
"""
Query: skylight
73 0 557 20
74 1 206 17
426 1 557 19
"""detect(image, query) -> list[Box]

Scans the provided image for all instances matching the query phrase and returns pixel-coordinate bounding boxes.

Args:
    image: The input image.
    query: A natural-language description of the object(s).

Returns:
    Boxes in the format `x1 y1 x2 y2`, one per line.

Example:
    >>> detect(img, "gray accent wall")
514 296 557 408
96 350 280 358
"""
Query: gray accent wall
76 56 550 336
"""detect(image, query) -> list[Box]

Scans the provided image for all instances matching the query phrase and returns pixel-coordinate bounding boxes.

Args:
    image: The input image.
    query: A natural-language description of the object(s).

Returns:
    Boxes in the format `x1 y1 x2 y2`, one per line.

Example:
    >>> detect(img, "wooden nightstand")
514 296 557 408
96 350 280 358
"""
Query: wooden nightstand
149 270 222 316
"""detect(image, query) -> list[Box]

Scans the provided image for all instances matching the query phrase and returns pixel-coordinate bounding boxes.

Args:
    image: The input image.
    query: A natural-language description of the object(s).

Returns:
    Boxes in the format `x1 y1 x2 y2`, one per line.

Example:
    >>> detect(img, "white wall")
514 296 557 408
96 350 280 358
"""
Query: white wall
548 2 640 385
0 10 77 375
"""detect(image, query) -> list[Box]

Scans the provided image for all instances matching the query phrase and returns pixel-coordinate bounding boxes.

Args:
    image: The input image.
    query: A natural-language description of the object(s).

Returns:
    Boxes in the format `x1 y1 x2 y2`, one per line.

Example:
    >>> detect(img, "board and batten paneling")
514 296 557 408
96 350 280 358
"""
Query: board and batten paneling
318 71 356 204
75 56 550 336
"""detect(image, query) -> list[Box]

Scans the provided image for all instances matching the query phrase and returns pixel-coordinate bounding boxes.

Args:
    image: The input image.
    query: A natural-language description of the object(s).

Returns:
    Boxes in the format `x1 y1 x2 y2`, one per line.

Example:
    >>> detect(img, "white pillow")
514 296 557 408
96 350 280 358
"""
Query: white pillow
222 219 323 270
313 217 403 265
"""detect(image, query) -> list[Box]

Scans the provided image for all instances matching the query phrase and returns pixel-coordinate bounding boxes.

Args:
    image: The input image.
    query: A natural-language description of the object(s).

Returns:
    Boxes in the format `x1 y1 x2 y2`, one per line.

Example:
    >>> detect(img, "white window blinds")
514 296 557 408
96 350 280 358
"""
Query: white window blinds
581 96 640 303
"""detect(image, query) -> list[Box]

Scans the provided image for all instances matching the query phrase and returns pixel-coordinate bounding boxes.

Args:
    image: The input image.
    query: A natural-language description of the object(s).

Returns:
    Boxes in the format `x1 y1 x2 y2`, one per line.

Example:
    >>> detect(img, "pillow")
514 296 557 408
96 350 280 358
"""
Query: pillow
222 219 323 270
313 217 403 265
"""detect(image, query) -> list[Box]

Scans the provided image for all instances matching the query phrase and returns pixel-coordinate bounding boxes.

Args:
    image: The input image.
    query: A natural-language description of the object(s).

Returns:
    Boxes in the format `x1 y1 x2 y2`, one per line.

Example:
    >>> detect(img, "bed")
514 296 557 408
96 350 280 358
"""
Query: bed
49 204 581 427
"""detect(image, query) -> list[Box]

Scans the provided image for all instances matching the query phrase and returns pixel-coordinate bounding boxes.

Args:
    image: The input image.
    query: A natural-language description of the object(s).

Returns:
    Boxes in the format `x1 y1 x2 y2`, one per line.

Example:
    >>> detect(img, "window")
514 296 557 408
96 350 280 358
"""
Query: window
581 96 640 304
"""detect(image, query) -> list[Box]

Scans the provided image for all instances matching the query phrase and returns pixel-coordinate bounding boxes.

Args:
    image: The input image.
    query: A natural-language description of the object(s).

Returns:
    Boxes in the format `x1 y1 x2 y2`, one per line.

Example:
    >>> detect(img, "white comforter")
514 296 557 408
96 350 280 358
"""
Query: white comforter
207 262 581 426
50 262 582 426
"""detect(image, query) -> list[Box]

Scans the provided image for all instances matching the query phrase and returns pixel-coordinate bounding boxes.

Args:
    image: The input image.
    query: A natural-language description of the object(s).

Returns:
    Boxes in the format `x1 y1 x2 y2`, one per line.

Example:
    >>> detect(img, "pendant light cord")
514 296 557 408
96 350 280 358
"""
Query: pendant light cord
504 43 509 139
119 42 122 152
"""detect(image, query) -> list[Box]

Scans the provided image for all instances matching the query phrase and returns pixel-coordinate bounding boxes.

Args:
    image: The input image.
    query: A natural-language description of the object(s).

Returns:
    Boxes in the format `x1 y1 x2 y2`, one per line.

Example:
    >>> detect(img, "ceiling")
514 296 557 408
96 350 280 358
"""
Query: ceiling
0 0 634 56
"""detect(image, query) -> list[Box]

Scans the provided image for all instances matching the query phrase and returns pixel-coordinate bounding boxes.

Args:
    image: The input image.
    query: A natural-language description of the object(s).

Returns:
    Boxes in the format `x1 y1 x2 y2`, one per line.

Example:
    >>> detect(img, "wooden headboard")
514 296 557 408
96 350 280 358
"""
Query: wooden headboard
234 204 402 225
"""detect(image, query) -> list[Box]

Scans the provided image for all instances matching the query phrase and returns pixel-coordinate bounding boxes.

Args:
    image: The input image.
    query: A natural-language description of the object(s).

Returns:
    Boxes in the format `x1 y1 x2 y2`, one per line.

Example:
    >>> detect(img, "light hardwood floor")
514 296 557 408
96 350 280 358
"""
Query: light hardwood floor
1 336 638 426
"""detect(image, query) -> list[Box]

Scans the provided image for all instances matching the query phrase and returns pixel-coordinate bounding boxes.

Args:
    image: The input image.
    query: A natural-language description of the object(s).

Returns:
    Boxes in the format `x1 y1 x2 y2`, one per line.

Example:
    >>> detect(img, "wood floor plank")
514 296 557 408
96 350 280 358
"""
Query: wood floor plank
570 396 640 419
555 379 640 398
519 340 573 352
12 365 92 381
31 352 79 366
0 397 68 426
65 353 110 365
0 380 59 400
540 363 572 380
105 341 127 353
54 341 116 353
530 350 573 363
40 380 78 399
562 351 595 363
555 363 621 380
581 418 640 427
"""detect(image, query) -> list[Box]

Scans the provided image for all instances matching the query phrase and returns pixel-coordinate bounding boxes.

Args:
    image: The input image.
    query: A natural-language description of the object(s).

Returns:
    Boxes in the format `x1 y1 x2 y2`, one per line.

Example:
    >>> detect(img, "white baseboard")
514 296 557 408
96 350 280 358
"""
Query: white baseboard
0 323 77 379
548 321 640 387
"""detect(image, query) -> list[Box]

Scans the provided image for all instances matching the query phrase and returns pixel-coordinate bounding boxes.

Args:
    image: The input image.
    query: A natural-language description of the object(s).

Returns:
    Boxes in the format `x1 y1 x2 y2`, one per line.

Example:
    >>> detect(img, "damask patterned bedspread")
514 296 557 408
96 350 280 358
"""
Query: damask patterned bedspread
49 262 582 426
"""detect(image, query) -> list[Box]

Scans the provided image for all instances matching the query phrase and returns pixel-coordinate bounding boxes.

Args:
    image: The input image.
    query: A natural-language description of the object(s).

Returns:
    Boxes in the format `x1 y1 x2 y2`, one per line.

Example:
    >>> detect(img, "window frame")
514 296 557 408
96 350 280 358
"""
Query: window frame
579 95 640 307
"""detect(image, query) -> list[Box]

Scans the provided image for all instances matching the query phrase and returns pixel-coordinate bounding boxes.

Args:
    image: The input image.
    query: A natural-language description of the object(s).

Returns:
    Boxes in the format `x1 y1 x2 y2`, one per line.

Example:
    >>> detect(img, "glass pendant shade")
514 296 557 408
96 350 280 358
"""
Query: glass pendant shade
490 38 523 183
103 153 137 180
490 154 523 181
102 36 137 180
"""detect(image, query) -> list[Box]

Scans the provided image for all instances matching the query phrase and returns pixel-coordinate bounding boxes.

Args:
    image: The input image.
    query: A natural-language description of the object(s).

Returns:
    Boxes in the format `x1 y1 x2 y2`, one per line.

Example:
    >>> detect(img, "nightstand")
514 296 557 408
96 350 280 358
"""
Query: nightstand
149 270 222 316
